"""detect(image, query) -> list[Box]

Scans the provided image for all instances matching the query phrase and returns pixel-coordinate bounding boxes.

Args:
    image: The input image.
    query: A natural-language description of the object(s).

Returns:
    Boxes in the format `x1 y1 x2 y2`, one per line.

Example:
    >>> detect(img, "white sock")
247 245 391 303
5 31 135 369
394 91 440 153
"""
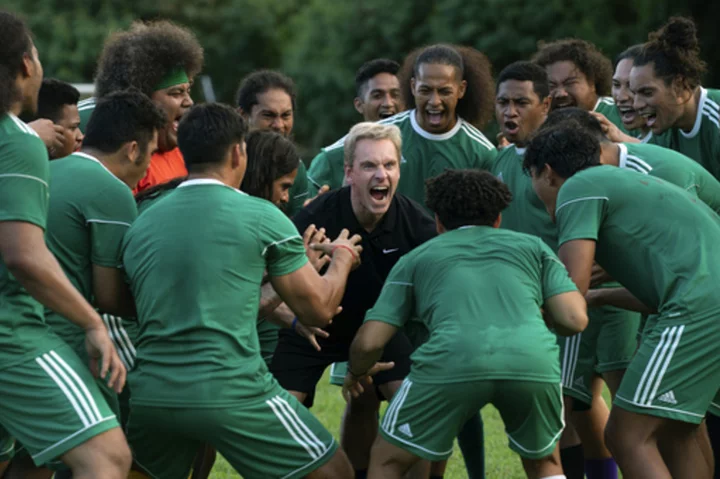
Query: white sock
539 475 566 479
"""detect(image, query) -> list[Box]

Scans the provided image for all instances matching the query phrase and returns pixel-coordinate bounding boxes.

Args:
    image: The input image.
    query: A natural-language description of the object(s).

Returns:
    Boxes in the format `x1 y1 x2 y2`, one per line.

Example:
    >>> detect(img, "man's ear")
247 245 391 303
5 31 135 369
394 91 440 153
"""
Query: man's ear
124 141 139 164
434 213 446 234
353 97 364 116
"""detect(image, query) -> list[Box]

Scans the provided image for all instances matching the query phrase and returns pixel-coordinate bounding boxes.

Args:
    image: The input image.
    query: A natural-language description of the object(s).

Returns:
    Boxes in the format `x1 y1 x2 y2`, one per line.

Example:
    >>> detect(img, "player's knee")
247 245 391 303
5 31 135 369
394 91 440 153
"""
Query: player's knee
310 448 354 478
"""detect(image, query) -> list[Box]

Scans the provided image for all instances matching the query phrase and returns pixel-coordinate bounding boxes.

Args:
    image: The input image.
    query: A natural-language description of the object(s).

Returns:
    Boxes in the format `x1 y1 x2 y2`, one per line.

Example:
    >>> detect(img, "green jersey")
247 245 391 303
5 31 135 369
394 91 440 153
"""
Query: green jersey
77 97 96 134
594 96 632 134
122 179 308 407
0 113 65 370
649 88 720 180
307 110 497 206
365 226 577 384
491 145 559 250
287 160 309 216
618 142 720 213
556 165 720 315
44 152 137 361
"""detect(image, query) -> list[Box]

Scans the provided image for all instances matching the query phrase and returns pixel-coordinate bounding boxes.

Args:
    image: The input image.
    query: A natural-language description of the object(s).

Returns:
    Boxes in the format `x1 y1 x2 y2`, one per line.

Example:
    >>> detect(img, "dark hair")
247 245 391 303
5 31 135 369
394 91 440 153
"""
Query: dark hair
177 103 248 172
532 39 613 96
355 58 400 97
541 107 605 141
0 11 34 115
36 79 80 123
95 20 204 98
497 61 550 100
634 17 706 90
400 44 495 129
426 169 512 229
236 70 296 113
523 124 601 178
614 44 644 69
240 130 300 202
134 176 187 206
83 89 166 158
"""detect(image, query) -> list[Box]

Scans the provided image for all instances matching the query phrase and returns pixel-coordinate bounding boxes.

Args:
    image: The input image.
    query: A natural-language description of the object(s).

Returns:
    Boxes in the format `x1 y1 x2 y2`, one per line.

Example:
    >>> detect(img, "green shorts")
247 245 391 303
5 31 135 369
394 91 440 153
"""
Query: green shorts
0 426 14 462
615 313 720 424
329 362 347 386
560 305 640 406
128 385 337 479
0 343 119 466
380 378 564 461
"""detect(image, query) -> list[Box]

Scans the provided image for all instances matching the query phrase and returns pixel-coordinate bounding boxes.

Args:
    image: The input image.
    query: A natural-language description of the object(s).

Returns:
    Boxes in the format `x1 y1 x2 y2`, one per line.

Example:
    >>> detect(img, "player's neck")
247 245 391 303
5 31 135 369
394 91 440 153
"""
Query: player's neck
187 169 235 188
8 101 23 117
676 87 703 133
82 147 129 182
350 197 383 233
600 142 620 167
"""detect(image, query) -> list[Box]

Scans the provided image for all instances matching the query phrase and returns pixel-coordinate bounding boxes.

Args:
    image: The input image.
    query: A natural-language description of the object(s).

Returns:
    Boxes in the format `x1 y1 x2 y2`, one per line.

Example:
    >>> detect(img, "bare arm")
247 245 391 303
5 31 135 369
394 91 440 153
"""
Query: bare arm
543 291 589 336
343 320 398 400
270 229 361 328
558 239 596 296
93 265 136 317
586 287 656 314
258 282 284 319
0 222 125 391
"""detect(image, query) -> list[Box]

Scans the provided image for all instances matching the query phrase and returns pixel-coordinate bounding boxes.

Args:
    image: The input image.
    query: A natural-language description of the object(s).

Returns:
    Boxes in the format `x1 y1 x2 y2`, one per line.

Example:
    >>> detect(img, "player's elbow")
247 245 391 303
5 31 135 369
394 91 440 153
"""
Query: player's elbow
3 249 39 279
564 308 589 335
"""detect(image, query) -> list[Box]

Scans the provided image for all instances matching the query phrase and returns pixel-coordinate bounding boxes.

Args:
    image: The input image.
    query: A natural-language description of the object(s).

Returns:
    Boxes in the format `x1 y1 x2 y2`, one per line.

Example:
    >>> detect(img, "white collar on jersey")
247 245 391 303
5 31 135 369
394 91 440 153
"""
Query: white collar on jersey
178 178 248 195
617 143 629 168
513 145 526 155
409 109 463 141
8 113 40 137
73 151 128 187
680 87 708 139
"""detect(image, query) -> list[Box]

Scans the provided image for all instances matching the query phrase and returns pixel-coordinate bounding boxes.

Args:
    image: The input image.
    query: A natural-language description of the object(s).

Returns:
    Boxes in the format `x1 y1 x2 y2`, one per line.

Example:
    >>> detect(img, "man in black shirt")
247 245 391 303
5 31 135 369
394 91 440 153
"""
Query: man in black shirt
271 122 436 479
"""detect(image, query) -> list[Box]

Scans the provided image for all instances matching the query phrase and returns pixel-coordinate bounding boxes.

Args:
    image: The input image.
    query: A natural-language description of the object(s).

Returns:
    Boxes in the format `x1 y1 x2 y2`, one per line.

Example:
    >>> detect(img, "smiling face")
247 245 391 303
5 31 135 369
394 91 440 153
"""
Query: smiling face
495 79 549 147
612 58 646 131
630 63 685 134
411 63 466 134
248 88 294 137
151 81 193 152
355 72 403 121
345 138 400 221
546 61 597 112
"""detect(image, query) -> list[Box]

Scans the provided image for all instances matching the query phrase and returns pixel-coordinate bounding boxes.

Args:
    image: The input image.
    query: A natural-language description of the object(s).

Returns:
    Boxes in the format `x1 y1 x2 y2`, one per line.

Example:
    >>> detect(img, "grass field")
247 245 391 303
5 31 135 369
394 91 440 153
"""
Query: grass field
208 369 534 478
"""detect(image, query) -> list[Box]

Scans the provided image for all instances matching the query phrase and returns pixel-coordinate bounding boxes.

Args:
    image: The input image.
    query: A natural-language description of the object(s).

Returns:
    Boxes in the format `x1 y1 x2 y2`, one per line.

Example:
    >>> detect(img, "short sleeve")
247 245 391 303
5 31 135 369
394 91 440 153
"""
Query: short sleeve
89 185 138 267
307 147 345 192
260 204 308 277
555 177 607 247
476 145 498 170
538 240 578 300
364 255 415 327
287 161 310 217
0 135 50 229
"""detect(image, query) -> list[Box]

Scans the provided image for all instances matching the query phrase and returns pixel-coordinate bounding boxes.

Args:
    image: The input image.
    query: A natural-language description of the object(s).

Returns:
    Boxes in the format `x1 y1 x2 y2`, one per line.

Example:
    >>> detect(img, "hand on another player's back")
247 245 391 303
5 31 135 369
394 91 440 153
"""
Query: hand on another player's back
311 229 363 271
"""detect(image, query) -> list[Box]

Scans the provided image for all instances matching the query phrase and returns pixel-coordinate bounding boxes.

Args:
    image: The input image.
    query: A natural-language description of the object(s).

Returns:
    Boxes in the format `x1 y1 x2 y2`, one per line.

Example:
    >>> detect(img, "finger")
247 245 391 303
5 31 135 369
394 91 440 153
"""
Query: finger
100 344 111 380
318 185 330 195
334 306 343 316
368 361 395 375
310 336 321 352
309 243 332 254
337 228 349 240
348 233 363 246
342 387 351 403
303 224 317 244
89 357 99 378
314 328 330 338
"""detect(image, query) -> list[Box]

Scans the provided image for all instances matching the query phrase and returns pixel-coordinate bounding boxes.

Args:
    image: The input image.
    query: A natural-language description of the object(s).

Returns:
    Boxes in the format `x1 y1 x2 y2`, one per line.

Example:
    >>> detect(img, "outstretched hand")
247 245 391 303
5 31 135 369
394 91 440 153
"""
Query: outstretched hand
310 228 363 270
302 224 331 271
342 361 395 402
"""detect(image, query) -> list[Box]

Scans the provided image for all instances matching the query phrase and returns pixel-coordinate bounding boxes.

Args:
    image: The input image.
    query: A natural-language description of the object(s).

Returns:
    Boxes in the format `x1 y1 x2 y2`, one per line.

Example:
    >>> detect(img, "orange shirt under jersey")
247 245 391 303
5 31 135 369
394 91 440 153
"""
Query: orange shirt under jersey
133 147 187 194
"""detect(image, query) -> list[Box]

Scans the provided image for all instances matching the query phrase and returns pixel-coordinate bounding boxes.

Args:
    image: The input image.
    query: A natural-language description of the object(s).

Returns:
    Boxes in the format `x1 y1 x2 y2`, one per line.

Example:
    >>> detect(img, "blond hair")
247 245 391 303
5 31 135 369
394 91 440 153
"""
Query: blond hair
343 122 402 167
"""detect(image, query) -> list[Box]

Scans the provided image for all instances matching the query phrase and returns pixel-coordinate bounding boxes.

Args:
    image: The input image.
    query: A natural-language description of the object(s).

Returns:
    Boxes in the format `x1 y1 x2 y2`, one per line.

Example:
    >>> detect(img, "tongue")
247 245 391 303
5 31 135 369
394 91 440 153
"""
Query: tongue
622 112 635 123
646 116 657 127
371 190 386 200
428 113 443 126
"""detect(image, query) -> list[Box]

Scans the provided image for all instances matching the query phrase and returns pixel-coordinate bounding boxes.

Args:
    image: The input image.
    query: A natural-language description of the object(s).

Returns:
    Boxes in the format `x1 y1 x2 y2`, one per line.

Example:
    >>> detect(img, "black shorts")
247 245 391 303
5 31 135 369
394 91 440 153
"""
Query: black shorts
270 329 413 408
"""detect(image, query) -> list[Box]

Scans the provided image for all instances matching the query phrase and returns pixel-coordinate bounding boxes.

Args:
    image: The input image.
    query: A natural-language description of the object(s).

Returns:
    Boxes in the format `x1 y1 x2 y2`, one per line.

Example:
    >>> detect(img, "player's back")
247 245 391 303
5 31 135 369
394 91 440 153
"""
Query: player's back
385 226 571 384
558 165 720 315
122 180 291 405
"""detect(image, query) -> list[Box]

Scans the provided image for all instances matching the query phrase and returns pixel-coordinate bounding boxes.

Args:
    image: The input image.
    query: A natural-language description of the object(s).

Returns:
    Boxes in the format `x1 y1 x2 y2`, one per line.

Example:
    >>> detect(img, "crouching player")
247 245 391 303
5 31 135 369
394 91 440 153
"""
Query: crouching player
346 169 588 479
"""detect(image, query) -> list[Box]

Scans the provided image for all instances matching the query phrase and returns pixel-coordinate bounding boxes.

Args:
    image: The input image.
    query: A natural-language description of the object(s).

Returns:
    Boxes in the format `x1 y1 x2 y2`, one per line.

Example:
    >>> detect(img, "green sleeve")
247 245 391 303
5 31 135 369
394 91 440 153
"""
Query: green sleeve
364 255 415 327
555 178 607 247
0 136 50 229
307 147 345 193
259 204 308 277
538 240 578 300
88 185 138 267
287 161 309 217
695 168 720 214
478 146 498 170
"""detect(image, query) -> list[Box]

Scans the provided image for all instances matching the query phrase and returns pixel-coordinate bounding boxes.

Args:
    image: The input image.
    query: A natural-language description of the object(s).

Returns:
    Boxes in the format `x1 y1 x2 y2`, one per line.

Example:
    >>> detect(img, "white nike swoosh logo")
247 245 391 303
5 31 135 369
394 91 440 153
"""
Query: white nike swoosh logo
383 248 399 254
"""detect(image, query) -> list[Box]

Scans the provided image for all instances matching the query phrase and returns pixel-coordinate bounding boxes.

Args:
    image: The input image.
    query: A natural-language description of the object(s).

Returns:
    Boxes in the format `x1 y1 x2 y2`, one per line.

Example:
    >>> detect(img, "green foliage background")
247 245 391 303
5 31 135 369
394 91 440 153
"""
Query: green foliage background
7 0 720 153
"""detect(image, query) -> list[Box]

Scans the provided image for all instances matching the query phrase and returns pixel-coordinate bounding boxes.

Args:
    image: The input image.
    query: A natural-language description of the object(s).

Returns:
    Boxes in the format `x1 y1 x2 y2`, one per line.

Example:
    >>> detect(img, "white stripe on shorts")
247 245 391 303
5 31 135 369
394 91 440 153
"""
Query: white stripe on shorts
382 379 412 434
634 325 684 405
272 397 327 456
36 352 95 427
561 334 581 388
266 396 325 459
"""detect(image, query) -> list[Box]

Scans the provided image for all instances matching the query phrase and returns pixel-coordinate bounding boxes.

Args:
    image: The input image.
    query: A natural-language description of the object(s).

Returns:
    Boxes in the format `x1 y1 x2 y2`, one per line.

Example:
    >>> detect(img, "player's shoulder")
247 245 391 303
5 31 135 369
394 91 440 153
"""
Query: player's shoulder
0 113 43 147
701 88 720 131
457 119 495 151
558 166 615 200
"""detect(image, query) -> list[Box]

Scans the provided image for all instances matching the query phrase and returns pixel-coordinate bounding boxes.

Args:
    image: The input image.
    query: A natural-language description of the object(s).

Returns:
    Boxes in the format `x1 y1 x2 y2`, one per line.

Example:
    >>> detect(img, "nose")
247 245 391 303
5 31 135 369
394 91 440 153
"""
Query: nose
271 118 284 131
428 90 441 106
506 102 519 118
552 86 568 98
374 166 388 180
280 191 289 204
632 95 645 111
184 92 194 108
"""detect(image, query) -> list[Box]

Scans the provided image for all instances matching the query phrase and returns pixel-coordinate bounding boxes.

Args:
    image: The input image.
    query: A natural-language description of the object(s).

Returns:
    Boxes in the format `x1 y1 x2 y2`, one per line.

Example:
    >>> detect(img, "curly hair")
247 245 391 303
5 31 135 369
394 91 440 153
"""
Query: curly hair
0 11 34 116
399 44 495 129
634 17 706 90
235 70 296 113
240 130 300 202
95 20 204 98
425 169 512 229
523 123 601 178
532 39 613 97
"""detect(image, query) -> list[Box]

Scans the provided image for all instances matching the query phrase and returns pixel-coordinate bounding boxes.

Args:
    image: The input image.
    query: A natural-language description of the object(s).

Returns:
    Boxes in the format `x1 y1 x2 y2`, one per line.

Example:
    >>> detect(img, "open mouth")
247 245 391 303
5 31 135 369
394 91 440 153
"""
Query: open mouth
426 110 444 126
641 112 657 128
370 186 389 201
618 106 637 125
378 110 396 119
504 120 520 136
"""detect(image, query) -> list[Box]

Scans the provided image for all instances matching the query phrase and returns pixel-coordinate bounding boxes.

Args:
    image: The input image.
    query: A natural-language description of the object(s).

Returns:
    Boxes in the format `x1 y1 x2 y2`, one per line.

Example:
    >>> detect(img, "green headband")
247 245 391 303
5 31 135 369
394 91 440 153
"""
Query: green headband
154 67 189 91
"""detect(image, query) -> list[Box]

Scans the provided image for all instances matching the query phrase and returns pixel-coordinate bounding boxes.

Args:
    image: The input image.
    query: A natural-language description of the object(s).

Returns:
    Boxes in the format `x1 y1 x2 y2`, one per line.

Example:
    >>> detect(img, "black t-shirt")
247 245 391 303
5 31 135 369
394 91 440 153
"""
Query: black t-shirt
293 186 436 342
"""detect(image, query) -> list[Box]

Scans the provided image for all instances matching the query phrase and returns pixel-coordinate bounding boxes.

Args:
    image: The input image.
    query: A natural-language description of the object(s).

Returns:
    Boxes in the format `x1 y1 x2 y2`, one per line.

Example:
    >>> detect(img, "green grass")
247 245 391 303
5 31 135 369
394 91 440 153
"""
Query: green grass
209 369 532 478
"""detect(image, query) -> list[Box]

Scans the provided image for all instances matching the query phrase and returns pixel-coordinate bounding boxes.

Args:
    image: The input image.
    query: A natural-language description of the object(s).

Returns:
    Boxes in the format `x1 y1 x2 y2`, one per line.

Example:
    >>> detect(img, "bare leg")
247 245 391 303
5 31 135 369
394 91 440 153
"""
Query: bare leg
341 387 380 471
191 444 217 479
521 443 564 479
60 428 131 479
306 448 354 479
572 375 612 460
288 390 308 404
602 369 626 399
658 419 713 479
368 435 423 479
559 395 584 479
605 407 671 479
